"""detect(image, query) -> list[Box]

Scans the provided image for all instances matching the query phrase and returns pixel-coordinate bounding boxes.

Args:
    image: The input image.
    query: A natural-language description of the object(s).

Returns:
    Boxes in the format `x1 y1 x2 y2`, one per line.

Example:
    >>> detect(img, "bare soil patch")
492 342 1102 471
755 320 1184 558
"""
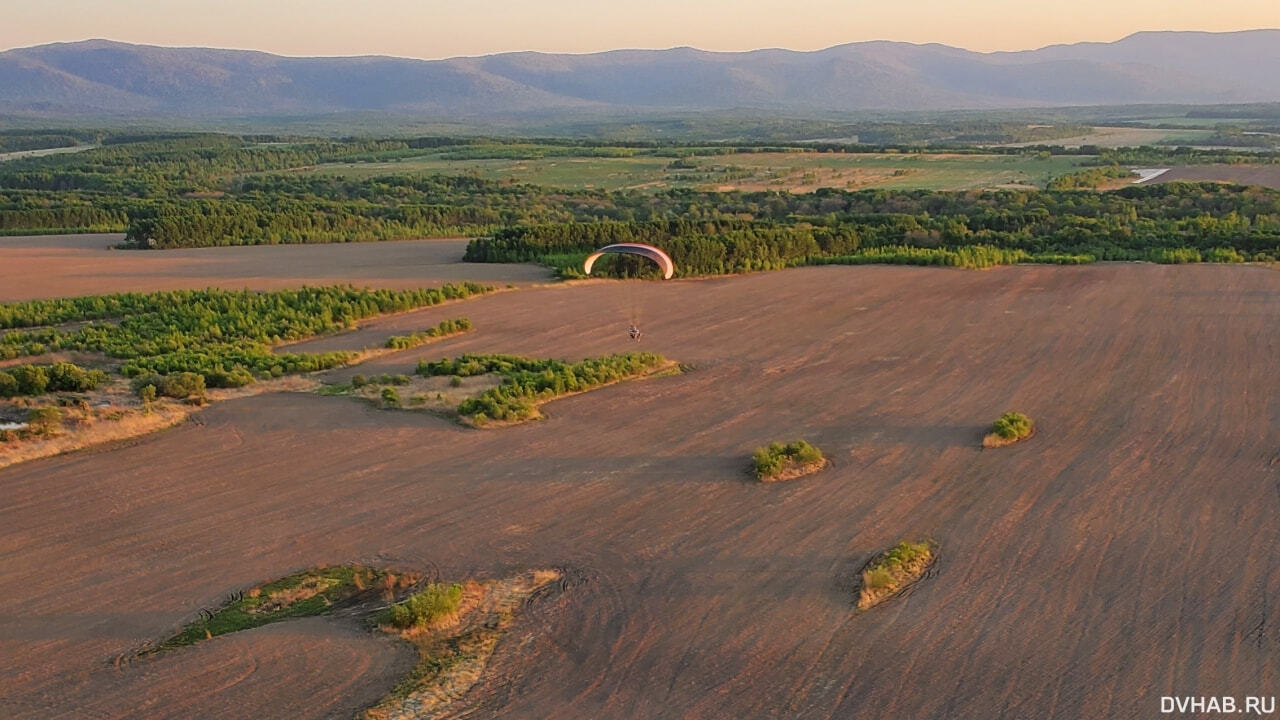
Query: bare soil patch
0 235 552 302
1143 165 1280 190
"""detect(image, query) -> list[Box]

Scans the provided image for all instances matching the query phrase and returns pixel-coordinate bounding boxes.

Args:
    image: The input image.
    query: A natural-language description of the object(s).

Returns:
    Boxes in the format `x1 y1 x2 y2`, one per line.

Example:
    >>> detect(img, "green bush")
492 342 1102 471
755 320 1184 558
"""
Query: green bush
387 583 464 629
26 406 62 436
133 372 207 403
380 387 401 407
10 365 48 395
1205 247 1246 263
47 362 108 392
752 439 825 479
990 411 1034 441
863 567 895 590
351 374 367 388
0 362 107 396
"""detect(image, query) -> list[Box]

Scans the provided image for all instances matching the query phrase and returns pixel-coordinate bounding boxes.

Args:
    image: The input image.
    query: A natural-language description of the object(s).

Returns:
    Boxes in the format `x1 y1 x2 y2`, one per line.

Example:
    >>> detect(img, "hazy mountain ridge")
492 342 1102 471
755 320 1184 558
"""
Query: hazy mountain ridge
1 30 1277 118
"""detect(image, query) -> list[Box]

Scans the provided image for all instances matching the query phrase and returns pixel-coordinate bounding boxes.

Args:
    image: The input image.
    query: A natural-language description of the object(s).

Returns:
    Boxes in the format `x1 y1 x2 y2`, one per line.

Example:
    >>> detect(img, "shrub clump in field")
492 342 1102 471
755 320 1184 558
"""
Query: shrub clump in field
752 439 826 481
384 317 472 349
417 352 669 426
387 583 464 629
983 411 1034 448
857 540 936 610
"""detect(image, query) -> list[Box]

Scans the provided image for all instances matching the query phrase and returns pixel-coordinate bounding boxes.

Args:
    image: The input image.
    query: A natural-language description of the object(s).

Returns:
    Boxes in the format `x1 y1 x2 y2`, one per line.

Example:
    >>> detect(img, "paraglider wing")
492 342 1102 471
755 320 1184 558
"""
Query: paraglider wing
583 243 675 280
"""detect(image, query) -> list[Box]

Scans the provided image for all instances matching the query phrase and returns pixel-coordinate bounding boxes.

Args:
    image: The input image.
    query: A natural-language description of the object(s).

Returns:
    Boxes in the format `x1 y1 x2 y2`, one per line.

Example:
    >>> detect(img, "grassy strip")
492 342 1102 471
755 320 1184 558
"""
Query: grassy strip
983 411 1034 448
751 439 826 481
130 563 562 720
384 318 473 350
857 541 936 611
144 565 404 655
1047 165 1137 190
416 352 671 426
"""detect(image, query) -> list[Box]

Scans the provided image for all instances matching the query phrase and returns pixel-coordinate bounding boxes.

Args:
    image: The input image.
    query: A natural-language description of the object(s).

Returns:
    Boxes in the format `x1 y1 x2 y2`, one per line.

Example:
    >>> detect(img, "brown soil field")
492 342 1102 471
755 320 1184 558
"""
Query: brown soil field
994 125 1209 148
0 234 551 302
1144 165 1280 190
3 264 1280 718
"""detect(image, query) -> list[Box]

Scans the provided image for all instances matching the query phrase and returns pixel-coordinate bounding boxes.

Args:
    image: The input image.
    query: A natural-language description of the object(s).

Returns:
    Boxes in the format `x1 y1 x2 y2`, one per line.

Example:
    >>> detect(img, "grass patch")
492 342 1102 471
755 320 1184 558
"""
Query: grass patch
983 411 1034 448
147 565 391 654
857 541 936 611
384 317 472 350
751 439 826 481
315 369 502 415
416 352 672 426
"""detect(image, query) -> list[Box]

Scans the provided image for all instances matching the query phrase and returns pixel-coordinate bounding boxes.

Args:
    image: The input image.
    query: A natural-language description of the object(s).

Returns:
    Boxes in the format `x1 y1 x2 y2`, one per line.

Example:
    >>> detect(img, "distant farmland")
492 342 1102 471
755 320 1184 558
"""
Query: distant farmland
307 151 1088 192
1143 164 1280 190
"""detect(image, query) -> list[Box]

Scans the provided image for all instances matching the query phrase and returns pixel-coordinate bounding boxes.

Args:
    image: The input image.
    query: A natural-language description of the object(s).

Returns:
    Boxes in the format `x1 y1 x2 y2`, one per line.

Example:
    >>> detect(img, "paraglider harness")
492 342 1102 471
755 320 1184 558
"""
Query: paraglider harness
628 325 641 341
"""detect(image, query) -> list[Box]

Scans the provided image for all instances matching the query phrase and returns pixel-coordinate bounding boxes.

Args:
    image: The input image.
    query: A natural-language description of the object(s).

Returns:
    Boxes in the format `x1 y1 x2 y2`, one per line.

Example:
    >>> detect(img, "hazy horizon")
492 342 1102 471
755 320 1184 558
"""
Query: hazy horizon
4 0 1279 59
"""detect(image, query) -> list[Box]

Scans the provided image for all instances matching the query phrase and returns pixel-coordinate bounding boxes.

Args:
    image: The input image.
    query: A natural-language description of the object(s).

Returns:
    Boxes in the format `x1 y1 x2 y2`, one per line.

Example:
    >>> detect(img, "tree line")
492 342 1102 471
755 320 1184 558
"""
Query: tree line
463 182 1280 274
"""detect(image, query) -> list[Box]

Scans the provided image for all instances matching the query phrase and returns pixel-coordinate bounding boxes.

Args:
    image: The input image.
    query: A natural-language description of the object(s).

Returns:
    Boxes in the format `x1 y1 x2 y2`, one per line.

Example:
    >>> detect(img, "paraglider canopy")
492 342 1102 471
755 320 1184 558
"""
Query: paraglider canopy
583 243 675 280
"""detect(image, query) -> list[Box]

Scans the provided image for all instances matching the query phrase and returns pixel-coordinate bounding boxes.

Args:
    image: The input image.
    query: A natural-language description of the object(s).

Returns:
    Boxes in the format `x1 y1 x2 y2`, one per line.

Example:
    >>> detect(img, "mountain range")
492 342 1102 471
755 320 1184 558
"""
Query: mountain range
2 30 1278 118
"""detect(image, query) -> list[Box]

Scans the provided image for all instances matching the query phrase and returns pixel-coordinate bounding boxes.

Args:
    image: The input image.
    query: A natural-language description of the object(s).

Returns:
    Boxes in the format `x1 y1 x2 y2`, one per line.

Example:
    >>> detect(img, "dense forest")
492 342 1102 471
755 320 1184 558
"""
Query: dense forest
465 182 1280 274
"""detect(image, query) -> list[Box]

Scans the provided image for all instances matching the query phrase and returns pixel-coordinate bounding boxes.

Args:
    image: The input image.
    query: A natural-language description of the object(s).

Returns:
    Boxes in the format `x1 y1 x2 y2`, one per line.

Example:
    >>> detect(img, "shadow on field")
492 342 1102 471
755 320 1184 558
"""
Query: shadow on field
831 423 988 451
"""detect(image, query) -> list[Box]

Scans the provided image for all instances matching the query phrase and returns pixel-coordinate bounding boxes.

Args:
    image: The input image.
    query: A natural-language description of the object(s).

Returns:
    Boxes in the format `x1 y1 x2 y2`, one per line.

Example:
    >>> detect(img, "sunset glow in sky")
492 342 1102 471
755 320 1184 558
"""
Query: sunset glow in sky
4 0 1278 57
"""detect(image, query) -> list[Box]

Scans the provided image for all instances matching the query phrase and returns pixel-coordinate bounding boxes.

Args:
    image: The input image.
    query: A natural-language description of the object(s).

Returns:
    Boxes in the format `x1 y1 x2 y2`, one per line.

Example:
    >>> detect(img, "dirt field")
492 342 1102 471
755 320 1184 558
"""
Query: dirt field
994 125 1211 148
312 151 1083 192
0 234 551 302
1144 165 1280 190
3 264 1280 719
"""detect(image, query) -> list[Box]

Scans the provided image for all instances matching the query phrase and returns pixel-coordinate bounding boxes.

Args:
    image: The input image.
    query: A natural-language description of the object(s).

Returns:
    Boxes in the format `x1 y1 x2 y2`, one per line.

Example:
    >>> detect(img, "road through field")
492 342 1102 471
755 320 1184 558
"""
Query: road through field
2 264 1279 719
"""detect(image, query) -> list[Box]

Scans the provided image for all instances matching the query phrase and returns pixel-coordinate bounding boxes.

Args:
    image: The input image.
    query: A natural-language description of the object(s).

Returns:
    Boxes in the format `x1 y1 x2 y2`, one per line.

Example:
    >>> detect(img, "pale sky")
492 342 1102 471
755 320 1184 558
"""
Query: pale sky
3 0 1278 58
